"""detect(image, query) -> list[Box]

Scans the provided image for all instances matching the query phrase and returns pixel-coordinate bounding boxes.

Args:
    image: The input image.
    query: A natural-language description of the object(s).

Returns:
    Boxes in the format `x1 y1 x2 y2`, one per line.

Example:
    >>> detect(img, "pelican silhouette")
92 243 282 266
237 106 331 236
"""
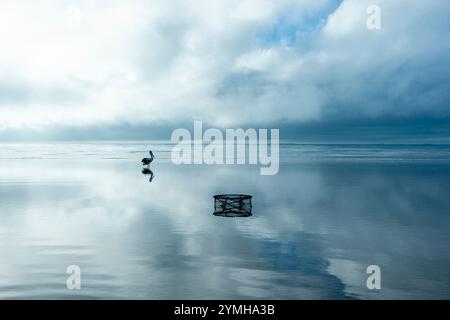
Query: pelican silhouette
141 150 154 167
142 167 154 182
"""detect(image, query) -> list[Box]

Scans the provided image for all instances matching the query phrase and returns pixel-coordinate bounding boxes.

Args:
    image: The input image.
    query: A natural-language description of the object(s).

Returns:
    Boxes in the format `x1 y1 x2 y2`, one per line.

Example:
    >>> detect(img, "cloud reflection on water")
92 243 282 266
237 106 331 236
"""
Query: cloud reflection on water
0 149 450 299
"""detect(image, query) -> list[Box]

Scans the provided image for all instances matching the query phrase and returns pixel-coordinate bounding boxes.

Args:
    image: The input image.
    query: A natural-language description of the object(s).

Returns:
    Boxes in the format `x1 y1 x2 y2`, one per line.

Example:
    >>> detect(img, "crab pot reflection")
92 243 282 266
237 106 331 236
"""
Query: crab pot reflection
213 194 253 217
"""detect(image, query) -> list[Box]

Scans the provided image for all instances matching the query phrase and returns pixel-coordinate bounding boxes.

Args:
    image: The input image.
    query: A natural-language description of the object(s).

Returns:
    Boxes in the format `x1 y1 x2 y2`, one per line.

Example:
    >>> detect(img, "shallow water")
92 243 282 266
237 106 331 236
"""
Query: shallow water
0 142 450 299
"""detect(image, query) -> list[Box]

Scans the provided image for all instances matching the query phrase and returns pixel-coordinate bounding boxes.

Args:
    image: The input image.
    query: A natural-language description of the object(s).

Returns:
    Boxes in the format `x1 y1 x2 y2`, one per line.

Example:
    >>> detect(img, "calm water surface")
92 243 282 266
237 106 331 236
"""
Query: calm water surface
0 142 450 299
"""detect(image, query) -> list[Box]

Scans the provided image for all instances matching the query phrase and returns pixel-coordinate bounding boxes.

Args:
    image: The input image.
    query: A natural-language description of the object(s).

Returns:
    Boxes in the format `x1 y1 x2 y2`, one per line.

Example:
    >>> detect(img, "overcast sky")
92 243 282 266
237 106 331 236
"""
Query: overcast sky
0 0 449 141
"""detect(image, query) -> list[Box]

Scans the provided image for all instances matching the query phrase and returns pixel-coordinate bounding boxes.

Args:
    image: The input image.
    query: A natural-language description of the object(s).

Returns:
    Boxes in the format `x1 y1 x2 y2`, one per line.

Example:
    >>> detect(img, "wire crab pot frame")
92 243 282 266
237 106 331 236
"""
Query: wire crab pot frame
213 194 253 217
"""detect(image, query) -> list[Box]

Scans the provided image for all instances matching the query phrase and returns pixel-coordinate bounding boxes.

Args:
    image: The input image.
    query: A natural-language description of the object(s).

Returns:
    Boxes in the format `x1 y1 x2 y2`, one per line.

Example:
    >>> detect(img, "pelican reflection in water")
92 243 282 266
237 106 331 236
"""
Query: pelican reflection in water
142 167 154 182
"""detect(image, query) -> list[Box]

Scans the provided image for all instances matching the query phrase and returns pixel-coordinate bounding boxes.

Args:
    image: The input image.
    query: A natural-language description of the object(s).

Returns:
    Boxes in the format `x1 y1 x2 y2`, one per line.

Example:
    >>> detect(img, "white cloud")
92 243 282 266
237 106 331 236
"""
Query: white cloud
0 0 449 130
323 0 367 36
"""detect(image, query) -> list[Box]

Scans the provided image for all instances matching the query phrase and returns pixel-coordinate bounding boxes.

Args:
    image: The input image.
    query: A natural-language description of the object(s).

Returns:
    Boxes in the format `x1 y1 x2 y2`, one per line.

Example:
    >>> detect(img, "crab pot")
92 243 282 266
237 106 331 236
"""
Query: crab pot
213 194 252 217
